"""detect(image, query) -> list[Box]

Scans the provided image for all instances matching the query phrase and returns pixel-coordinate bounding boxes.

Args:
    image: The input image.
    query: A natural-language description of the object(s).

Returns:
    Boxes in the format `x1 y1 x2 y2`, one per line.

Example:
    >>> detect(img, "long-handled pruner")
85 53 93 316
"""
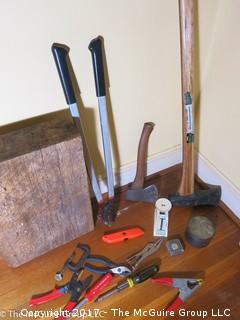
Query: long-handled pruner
51 44 104 206
152 277 203 311
89 36 117 227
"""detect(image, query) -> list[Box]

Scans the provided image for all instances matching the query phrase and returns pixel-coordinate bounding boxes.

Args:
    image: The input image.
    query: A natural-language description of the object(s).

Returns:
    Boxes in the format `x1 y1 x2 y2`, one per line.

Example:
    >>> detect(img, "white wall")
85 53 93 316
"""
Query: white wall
198 0 240 189
1 0 240 204
0 0 181 174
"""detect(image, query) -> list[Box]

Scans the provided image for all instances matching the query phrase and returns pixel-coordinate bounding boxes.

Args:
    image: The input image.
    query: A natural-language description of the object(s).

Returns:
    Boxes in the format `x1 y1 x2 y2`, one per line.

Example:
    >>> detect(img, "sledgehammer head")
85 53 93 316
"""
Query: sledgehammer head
169 184 221 206
125 184 158 203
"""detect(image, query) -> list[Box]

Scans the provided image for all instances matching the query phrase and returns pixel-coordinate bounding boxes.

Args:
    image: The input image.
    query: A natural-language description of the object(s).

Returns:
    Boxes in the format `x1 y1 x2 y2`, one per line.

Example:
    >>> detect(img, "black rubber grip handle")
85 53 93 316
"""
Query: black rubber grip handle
51 43 76 105
133 264 159 284
88 36 106 97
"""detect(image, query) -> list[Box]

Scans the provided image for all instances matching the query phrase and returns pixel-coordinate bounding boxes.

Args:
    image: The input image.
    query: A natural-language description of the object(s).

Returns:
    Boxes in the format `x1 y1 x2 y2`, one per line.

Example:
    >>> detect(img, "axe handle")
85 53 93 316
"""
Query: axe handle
132 122 154 189
178 0 195 195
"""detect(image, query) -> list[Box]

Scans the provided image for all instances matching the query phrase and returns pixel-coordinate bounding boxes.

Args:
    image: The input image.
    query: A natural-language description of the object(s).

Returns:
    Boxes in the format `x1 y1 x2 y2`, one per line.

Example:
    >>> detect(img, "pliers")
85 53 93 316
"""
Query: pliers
29 272 93 319
55 244 132 280
152 277 203 311
127 238 164 271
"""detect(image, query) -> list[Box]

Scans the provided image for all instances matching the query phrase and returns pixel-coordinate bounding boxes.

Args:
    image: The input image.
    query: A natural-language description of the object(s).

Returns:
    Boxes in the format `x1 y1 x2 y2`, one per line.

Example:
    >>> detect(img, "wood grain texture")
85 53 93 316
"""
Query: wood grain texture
178 0 195 195
0 119 93 267
0 166 239 319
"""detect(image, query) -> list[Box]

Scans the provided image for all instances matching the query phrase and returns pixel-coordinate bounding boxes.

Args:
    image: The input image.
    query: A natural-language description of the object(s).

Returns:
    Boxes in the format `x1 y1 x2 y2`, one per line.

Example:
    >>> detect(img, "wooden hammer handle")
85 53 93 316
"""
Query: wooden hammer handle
178 0 195 195
132 122 154 189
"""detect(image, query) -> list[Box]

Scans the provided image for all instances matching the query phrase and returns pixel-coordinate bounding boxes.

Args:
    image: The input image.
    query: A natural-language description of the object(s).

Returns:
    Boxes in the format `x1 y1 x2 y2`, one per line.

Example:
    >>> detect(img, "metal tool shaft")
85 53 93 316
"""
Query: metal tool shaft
97 96 115 198
51 44 103 204
95 282 128 302
70 102 103 203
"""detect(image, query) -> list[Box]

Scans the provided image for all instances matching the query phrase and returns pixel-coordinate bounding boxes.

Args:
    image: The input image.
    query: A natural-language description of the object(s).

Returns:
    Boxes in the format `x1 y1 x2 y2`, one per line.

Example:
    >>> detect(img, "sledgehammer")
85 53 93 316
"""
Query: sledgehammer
168 0 221 206
125 122 158 203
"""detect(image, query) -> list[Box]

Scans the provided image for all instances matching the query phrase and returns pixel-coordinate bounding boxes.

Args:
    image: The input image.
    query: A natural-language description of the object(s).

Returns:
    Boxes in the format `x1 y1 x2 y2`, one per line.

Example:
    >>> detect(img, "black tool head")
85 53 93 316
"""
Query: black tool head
63 244 90 273
69 274 93 302
98 199 118 227
125 184 158 203
168 185 221 206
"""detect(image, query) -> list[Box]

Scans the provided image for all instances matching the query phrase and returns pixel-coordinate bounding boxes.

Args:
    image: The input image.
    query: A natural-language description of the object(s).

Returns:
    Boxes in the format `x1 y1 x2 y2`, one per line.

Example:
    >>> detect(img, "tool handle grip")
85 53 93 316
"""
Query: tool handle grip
29 288 64 306
132 122 155 189
133 264 159 284
56 301 77 320
179 0 193 93
166 296 184 312
177 0 195 194
52 44 76 105
151 277 174 286
88 36 106 97
85 273 113 302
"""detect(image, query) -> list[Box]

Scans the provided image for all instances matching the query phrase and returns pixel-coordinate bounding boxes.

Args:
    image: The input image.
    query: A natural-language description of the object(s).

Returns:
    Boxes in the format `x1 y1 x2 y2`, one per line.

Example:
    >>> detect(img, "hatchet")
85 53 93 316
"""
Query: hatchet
125 122 158 203
168 0 221 206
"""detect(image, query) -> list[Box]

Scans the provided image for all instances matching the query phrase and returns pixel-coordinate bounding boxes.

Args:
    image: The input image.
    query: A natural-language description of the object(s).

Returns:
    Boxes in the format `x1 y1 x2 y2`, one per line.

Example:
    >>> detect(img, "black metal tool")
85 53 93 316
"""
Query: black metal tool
29 272 93 320
51 43 103 205
55 243 132 282
95 264 159 302
89 36 117 226
55 244 90 281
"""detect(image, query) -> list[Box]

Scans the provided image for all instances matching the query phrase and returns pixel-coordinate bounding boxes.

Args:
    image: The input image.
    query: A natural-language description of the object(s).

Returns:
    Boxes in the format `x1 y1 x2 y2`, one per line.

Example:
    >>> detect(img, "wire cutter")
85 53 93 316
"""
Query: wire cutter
29 272 93 319
152 277 203 311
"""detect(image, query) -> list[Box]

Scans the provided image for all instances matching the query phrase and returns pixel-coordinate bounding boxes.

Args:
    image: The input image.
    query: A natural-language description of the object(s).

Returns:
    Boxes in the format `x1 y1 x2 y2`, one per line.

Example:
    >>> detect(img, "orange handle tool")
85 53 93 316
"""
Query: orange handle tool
102 227 144 244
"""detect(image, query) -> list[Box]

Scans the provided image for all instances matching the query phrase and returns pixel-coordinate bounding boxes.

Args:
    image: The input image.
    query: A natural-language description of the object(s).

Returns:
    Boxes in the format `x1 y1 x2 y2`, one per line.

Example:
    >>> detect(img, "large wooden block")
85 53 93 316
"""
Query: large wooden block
0 119 94 267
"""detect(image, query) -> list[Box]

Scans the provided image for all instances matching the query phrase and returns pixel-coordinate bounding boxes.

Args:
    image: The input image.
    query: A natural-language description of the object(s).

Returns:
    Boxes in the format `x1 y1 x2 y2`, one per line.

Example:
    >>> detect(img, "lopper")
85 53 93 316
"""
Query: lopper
89 36 118 226
152 277 203 311
52 43 103 206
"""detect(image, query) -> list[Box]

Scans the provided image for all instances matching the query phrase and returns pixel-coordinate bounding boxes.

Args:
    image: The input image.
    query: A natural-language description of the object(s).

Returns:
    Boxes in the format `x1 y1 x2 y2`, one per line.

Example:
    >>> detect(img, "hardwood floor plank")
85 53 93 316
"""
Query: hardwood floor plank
0 166 239 320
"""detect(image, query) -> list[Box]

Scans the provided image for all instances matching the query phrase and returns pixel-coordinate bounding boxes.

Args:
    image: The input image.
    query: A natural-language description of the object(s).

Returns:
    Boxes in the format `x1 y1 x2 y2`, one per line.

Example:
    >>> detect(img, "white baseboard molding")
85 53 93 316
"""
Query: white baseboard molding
197 153 240 219
98 145 182 193
99 146 240 220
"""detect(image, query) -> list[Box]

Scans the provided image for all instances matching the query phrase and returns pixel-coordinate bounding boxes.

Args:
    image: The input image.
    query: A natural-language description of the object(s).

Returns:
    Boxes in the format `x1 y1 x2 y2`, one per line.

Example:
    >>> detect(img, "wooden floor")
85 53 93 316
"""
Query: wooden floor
0 166 239 319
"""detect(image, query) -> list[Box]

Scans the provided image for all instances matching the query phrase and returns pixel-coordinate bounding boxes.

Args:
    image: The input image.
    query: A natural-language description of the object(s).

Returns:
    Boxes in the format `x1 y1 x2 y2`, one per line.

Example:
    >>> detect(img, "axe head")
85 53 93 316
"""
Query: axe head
169 184 221 206
125 184 158 203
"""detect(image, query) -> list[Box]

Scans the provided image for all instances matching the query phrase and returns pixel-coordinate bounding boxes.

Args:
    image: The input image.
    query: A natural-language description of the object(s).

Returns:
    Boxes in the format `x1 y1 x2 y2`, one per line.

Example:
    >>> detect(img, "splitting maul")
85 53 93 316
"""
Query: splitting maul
168 0 221 207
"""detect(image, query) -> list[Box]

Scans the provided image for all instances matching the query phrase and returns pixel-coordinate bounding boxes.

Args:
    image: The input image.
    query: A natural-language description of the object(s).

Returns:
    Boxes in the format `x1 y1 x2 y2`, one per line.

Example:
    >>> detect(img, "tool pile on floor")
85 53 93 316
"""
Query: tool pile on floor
29 240 203 319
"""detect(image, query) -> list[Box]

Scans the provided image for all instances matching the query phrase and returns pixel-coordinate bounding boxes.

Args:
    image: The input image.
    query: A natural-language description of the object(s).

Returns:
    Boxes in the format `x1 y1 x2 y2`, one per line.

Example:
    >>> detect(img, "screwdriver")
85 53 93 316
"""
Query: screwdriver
95 264 159 302
73 273 113 310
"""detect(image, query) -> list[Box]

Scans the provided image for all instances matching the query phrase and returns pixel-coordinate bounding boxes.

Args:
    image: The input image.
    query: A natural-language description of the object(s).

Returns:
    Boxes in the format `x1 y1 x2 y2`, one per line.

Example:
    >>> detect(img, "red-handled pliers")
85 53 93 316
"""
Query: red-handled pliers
152 277 203 311
29 273 92 320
